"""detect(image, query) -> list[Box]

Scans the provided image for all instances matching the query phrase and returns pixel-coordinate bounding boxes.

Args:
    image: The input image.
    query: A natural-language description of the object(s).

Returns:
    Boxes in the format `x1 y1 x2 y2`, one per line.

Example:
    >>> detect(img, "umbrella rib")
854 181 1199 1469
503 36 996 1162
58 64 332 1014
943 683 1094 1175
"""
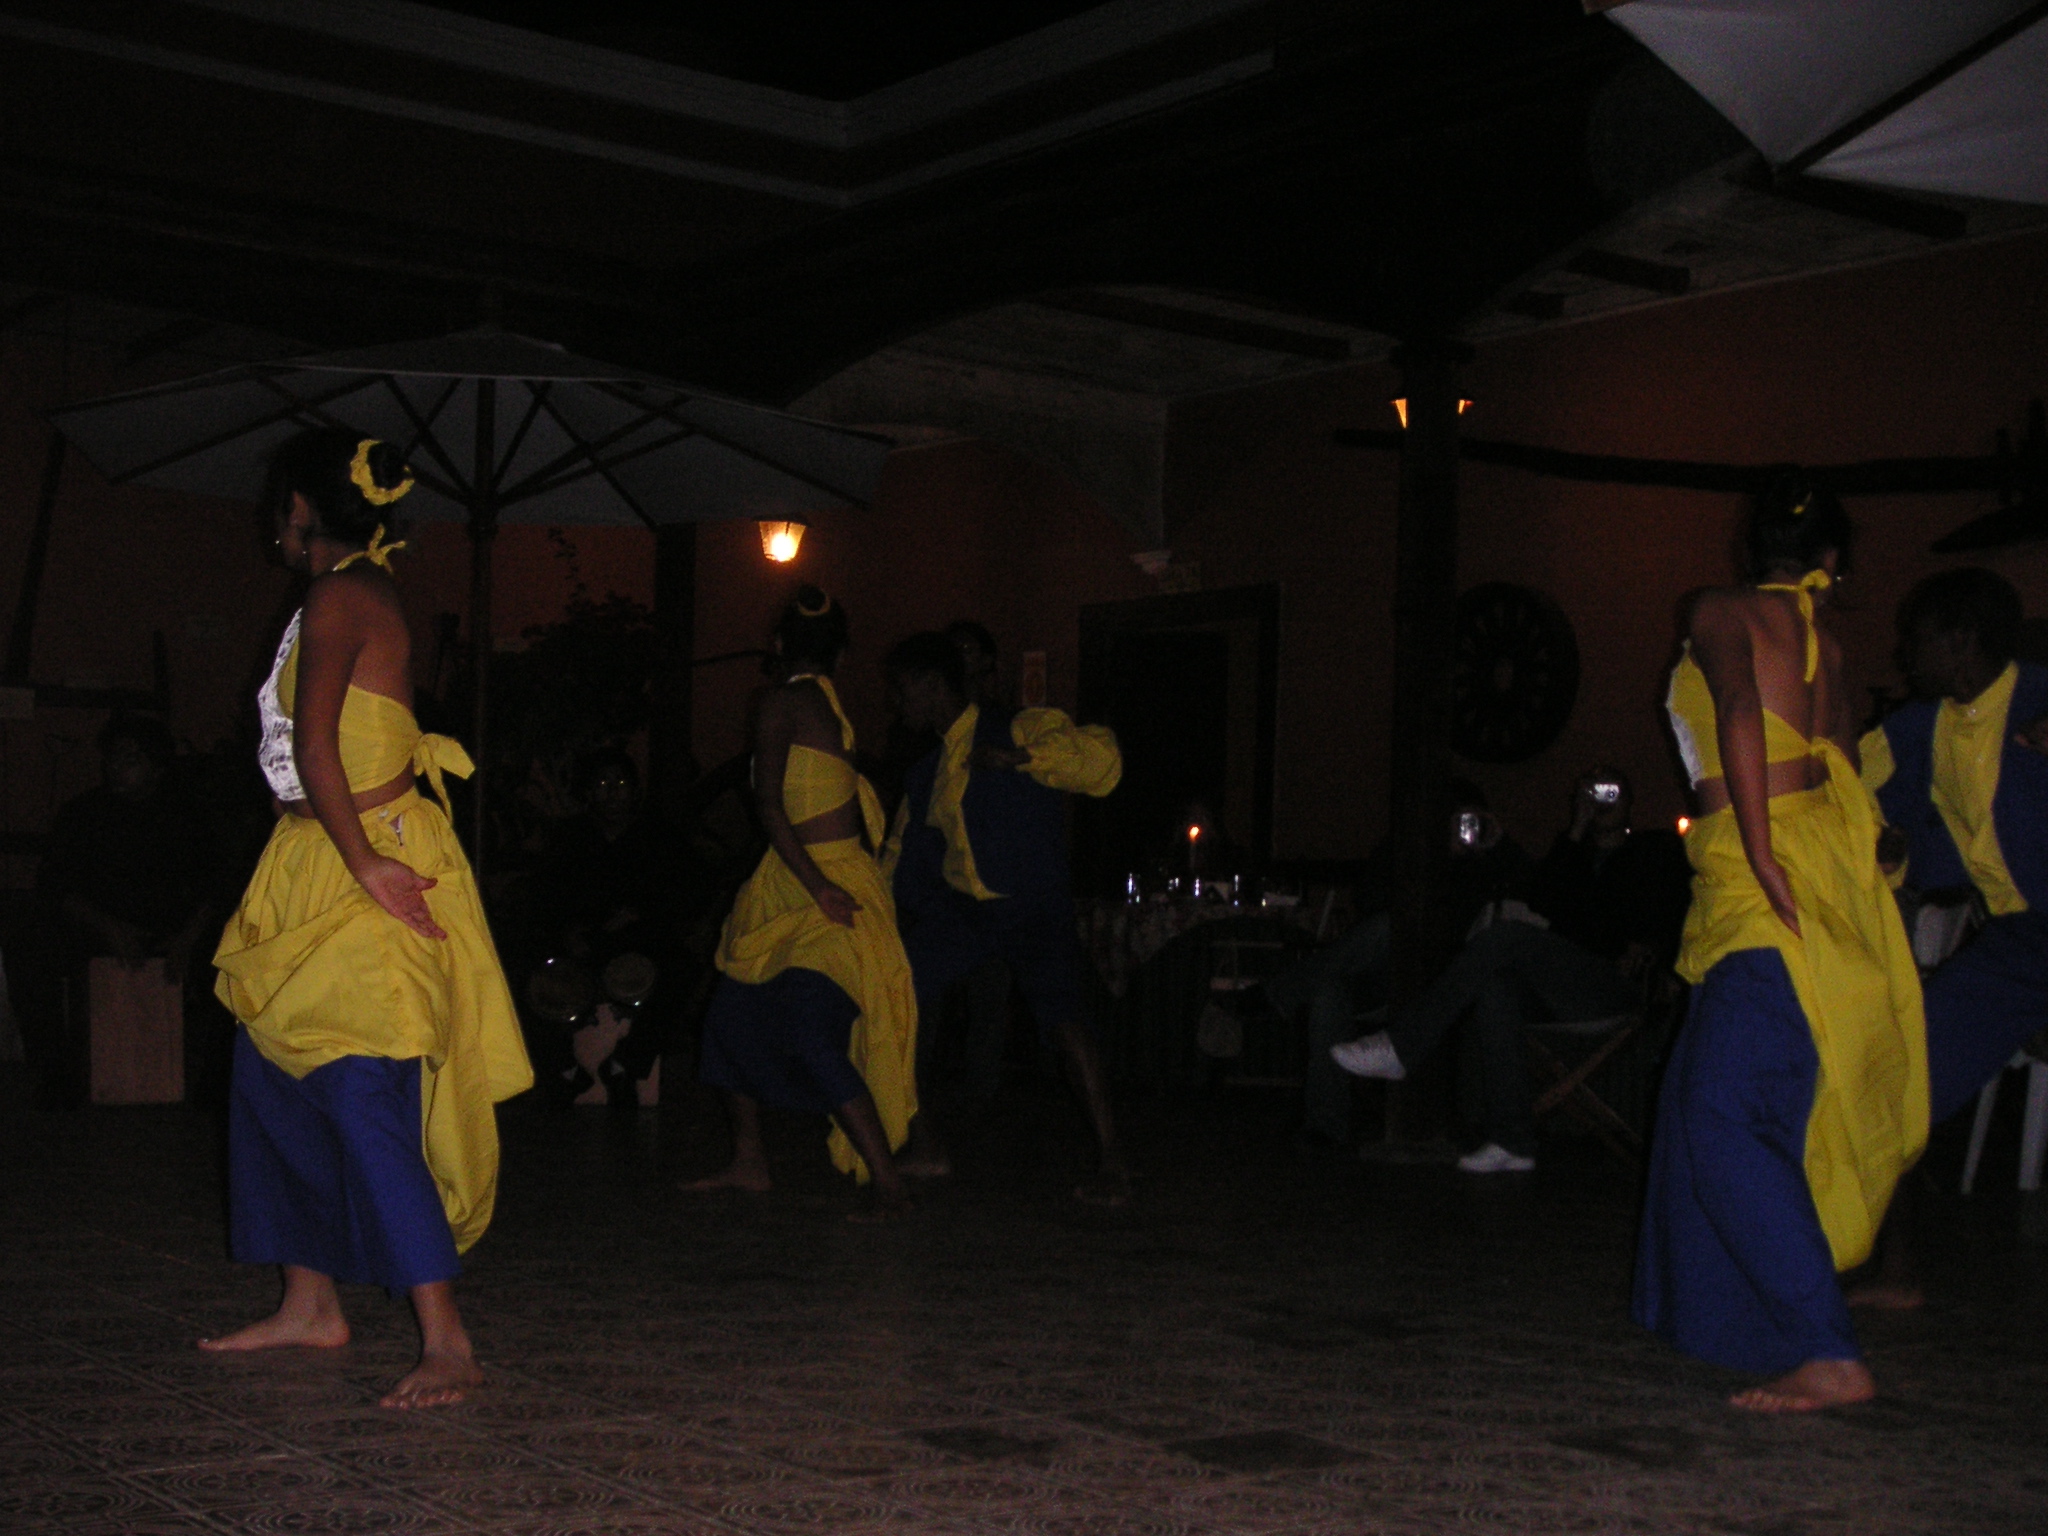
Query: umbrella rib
400 377 464 475
504 427 694 506
590 381 877 508
493 408 672 505
99 372 374 484
515 394 658 530
492 382 553 496
376 376 471 495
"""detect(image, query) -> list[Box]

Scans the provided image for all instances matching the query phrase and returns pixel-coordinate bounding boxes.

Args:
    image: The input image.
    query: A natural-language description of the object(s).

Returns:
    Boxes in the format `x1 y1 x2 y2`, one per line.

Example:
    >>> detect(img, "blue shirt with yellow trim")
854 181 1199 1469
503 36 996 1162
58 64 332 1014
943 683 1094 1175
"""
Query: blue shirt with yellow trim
1863 661 2048 911
891 703 1120 910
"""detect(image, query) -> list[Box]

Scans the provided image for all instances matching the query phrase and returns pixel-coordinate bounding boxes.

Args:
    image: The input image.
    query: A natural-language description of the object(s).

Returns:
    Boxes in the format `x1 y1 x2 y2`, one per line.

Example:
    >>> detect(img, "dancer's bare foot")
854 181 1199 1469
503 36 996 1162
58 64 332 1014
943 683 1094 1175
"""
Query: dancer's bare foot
896 1154 951 1179
1729 1358 1875 1413
682 1160 773 1194
199 1266 348 1352
1073 1163 1133 1208
198 1309 349 1352
1846 1282 1925 1311
380 1348 482 1410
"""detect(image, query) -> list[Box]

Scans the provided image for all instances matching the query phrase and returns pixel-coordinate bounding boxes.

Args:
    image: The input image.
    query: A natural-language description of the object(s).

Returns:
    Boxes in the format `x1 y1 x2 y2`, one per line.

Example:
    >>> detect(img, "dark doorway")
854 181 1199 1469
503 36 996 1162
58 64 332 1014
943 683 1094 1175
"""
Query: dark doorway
1077 586 1279 893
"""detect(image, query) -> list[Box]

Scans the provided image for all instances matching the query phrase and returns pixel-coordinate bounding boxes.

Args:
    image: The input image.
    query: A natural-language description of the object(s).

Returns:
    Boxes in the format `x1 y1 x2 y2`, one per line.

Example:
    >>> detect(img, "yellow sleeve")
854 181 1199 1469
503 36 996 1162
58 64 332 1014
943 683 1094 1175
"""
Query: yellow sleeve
1858 726 1895 801
878 796 909 886
1858 726 1908 889
1012 708 1122 798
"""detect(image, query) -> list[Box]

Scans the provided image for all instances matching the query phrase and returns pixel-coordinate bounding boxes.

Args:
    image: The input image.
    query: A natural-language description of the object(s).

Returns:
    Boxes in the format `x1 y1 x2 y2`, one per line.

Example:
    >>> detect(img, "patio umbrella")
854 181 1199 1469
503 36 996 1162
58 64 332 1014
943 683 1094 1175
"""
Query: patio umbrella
1604 0 2048 206
49 328 894 858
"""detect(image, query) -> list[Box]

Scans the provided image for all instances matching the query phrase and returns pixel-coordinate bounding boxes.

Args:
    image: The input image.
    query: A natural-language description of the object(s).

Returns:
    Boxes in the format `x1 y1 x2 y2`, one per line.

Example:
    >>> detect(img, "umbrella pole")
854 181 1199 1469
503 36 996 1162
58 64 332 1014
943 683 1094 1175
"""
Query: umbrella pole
468 379 498 874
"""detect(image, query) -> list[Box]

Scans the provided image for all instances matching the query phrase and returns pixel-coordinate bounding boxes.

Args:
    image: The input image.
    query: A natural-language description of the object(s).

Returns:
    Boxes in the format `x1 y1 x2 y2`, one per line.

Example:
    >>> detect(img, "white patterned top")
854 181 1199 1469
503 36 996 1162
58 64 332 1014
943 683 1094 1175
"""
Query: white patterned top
257 611 305 802
1665 647 1706 789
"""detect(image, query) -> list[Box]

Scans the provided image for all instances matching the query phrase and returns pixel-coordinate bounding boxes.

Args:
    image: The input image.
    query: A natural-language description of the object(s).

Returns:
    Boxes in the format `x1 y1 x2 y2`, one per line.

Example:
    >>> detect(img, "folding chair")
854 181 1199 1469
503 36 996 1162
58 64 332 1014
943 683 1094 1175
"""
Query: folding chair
1961 1045 2048 1196
1525 967 1679 1164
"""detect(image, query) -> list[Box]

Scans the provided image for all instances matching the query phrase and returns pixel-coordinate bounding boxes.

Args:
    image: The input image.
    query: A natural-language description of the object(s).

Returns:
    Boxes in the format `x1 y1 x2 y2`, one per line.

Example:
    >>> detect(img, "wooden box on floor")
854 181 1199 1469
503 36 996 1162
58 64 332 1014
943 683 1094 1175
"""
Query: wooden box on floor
87 957 184 1104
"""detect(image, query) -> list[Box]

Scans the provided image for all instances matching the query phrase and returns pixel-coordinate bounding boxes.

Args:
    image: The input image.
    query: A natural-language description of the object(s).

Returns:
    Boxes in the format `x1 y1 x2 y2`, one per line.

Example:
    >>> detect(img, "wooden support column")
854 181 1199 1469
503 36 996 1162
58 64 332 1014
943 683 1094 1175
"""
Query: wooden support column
4 433 65 682
1387 341 1470 1007
468 380 498 868
650 523 697 825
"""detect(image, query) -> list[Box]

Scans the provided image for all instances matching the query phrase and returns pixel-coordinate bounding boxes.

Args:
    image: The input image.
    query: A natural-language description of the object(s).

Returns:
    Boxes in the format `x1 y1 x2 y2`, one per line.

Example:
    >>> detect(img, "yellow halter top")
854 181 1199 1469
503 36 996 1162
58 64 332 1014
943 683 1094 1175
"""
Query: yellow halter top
1665 570 1830 786
781 675 877 838
278 528 474 810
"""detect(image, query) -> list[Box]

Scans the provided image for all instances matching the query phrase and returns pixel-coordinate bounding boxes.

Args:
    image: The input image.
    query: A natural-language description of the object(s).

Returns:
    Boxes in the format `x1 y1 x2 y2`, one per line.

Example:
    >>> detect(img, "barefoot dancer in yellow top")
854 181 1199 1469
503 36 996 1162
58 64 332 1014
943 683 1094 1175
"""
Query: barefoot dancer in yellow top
203 430 532 1410
1633 478 1926 1414
686 587 918 1214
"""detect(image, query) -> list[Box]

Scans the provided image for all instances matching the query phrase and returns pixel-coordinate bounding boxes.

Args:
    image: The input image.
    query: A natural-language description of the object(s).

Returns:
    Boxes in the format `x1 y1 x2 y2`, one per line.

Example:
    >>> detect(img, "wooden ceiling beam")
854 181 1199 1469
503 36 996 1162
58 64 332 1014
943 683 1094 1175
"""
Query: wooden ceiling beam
1562 248 1690 295
1034 290 1356 360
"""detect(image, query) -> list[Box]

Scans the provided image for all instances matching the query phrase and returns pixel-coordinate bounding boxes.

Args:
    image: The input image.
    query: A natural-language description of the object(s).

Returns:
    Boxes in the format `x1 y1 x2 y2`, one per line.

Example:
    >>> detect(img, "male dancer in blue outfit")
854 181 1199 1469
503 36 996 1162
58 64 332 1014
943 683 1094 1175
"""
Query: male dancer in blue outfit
1857 568 2048 1306
882 631 1131 1205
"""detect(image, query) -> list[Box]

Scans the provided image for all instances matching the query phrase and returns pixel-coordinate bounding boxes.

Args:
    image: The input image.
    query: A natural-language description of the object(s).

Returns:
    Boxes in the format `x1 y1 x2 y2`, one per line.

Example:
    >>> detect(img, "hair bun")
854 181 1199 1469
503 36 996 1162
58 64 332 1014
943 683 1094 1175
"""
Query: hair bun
368 440 410 489
349 438 415 506
794 585 833 618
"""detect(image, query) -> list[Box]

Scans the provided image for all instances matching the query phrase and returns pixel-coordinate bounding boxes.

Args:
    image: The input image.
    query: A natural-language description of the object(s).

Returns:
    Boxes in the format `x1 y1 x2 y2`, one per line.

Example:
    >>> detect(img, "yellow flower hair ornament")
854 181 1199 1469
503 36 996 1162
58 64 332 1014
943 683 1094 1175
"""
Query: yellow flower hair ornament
349 439 415 507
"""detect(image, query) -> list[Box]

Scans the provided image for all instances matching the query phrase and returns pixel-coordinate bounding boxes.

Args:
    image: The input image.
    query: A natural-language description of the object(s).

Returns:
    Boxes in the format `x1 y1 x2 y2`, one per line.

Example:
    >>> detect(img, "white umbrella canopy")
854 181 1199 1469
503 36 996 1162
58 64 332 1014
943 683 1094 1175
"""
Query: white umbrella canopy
1607 0 2048 207
48 328 893 528
48 328 895 862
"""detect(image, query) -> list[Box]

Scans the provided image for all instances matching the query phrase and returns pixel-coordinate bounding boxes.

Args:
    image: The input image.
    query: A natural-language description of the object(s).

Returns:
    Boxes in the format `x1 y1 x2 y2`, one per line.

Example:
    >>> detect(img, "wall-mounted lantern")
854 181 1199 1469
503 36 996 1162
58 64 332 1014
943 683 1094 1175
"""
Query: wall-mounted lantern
758 519 806 563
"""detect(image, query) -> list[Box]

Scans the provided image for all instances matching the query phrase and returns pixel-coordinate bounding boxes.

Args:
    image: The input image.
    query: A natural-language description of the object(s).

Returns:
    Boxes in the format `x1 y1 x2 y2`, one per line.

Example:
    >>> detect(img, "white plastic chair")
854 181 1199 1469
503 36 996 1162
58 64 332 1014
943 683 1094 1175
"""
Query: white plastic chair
1961 1054 2048 1195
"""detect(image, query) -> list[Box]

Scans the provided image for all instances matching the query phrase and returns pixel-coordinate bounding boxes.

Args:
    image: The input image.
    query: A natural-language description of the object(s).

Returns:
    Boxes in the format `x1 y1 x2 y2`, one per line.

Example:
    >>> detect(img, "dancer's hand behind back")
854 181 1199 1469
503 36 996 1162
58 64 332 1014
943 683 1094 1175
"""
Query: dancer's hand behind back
813 881 860 928
358 854 447 940
1756 855 1802 937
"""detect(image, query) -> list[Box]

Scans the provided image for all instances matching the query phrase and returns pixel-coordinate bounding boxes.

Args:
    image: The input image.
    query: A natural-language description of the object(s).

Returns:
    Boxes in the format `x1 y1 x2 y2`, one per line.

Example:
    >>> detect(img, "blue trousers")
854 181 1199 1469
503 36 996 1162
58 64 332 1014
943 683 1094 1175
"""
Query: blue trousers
228 1030 459 1293
901 890 1085 1044
1633 950 1860 1375
699 967 863 1115
1925 910 2048 1125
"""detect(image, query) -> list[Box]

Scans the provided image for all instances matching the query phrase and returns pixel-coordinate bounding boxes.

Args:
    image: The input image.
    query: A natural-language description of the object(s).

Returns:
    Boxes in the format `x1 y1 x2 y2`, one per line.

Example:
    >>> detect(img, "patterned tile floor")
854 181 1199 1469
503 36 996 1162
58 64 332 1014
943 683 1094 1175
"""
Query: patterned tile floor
5 1068 2046 1535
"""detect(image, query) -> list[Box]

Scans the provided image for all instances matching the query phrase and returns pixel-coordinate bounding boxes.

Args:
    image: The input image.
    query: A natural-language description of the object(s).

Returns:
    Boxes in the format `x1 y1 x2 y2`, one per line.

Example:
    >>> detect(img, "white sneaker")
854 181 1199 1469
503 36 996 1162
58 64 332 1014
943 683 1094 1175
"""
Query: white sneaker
1330 1033 1406 1080
1456 1143 1536 1174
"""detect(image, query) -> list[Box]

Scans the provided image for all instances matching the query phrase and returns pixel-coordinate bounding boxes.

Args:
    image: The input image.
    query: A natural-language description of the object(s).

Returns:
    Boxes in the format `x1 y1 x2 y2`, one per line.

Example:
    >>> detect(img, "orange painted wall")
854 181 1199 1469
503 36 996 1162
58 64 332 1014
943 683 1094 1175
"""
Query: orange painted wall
1454 231 2048 846
1167 231 2048 858
692 439 1149 773
1164 366 1402 860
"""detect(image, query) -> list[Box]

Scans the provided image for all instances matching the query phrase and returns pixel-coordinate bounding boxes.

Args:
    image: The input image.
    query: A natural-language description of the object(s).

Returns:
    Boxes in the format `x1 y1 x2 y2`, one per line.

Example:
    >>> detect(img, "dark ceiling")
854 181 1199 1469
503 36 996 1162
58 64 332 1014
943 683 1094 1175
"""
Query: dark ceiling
418 2 1108 98
0 0 1652 400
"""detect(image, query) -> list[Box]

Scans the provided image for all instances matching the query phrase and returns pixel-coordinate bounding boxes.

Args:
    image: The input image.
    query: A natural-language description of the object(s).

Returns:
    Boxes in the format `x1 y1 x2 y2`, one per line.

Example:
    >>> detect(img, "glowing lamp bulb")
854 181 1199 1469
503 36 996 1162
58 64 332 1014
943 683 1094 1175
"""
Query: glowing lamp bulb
1676 815 1692 835
758 520 805 563
1187 825 1202 843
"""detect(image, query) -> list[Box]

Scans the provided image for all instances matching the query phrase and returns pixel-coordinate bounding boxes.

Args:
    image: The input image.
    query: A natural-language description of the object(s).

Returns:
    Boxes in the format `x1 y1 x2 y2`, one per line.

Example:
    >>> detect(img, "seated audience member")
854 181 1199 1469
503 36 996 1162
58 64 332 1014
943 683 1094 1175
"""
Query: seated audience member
29 714 214 1107
534 748 707 1106
1264 783 1521 1147
884 631 1129 1203
1853 569 2048 1308
1330 769 1689 1172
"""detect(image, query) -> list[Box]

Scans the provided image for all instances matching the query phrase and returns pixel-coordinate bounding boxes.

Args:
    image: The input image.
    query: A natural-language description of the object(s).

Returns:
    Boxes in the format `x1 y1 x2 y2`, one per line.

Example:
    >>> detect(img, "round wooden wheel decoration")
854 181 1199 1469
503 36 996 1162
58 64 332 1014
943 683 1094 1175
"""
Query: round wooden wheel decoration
1450 582 1580 764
